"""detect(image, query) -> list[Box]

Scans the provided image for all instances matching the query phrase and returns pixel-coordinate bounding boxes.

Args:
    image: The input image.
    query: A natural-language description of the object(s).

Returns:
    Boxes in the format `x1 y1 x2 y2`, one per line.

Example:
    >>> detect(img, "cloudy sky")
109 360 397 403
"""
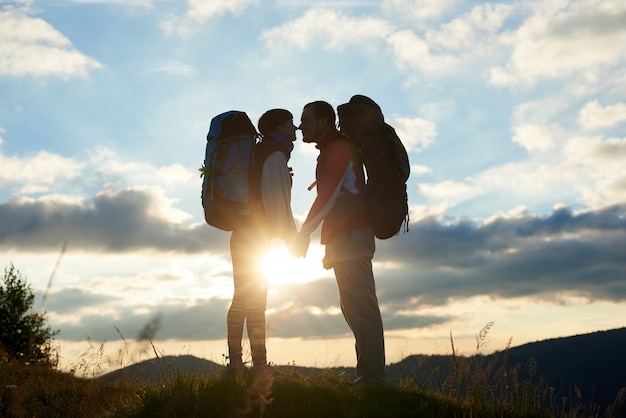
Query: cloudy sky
1 0 625 374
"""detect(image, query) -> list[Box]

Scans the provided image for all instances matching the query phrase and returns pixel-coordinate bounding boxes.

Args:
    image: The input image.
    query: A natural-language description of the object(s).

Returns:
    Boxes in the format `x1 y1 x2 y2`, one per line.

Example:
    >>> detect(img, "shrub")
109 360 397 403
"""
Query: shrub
0 264 59 365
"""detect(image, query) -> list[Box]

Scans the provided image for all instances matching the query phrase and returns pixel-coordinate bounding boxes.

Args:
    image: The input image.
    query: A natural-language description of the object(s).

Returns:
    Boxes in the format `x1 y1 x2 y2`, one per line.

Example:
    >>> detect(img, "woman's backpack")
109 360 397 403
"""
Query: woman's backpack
200 111 259 231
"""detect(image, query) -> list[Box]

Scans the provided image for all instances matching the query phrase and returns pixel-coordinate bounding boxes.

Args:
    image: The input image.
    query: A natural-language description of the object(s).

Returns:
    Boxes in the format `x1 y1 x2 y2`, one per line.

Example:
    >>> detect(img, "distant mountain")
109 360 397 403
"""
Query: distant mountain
99 328 626 410
387 327 626 410
98 354 224 383
98 354 353 384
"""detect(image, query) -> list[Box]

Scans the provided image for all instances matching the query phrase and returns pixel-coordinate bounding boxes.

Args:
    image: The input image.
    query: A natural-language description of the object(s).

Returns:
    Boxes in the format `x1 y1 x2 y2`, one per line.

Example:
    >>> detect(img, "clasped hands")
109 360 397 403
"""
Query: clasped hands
288 233 310 258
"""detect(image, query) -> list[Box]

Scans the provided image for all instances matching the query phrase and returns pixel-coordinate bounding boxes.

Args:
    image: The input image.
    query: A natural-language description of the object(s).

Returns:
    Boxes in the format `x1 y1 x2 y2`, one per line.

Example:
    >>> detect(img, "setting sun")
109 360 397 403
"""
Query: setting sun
260 239 329 287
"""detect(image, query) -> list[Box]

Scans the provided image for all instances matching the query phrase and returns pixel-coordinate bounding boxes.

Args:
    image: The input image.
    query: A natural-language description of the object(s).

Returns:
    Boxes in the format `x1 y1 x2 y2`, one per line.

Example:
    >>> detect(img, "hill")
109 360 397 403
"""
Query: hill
387 327 626 409
98 354 224 383
99 328 626 409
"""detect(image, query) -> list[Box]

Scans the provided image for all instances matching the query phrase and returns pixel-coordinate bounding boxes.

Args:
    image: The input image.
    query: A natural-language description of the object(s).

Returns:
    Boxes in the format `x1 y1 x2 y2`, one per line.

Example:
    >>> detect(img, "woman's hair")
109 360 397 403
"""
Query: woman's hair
304 101 336 127
258 109 293 135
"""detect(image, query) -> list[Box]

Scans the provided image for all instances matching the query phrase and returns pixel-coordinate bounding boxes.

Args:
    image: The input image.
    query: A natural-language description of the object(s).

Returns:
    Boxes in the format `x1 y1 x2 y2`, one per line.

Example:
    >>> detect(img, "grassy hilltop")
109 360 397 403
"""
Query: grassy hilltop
2 328 626 417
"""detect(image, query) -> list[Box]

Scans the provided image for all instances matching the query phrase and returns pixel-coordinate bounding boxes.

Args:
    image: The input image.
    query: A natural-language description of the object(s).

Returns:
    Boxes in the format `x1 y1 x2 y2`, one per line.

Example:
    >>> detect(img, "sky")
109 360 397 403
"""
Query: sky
1 0 625 376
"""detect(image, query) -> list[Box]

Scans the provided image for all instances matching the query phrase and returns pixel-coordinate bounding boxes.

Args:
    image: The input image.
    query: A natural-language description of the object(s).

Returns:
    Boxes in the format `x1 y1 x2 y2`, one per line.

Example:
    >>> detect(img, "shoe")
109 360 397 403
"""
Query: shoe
226 363 249 378
350 377 367 385
350 376 384 386
252 364 274 378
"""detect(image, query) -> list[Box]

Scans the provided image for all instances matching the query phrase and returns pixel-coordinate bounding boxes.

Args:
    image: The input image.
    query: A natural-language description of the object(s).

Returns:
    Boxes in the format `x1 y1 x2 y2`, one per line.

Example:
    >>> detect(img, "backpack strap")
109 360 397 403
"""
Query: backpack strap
318 133 366 239
317 131 362 189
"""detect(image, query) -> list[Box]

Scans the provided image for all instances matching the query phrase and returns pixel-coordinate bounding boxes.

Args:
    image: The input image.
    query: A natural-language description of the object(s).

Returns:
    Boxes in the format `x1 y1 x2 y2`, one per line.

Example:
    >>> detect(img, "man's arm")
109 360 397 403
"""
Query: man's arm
299 141 354 237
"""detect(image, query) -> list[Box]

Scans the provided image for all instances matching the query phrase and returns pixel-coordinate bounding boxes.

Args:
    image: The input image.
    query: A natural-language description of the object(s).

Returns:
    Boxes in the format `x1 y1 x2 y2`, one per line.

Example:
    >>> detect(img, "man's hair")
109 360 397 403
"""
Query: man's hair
304 101 336 127
258 109 293 136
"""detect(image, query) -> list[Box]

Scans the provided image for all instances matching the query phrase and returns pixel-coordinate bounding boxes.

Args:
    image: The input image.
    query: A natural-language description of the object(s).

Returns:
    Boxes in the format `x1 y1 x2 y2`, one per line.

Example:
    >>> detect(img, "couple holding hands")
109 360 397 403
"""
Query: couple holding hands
225 100 385 385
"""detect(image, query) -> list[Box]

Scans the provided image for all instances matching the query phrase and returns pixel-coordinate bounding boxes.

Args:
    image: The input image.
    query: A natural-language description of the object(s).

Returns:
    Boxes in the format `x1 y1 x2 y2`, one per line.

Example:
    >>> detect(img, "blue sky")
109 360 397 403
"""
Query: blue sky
1 0 626 374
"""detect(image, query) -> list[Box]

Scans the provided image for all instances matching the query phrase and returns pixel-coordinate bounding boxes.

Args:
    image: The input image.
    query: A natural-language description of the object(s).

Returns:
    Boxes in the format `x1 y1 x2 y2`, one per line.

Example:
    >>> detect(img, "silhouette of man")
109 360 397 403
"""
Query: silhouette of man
291 100 385 384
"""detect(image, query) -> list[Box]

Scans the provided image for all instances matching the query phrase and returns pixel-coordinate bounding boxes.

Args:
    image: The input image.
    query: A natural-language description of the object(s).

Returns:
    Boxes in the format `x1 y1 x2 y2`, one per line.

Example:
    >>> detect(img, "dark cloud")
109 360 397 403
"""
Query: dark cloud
270 279 340 310
547 9 626 38
375 204 626 305
41 287 117 314
6 193 626 343
382 313 451 332
0 189 229 254
268 309 349 339
53 281 352 342
56 298 230 341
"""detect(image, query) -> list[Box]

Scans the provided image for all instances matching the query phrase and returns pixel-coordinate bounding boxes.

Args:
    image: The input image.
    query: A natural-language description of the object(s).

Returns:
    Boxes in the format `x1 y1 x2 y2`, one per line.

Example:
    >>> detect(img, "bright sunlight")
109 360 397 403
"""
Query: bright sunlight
260 239 328 286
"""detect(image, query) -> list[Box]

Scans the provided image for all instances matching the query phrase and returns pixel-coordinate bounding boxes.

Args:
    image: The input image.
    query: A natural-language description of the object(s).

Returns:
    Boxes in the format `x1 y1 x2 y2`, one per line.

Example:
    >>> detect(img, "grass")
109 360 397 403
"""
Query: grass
0 362 464 418
0 360 132 417
1 324 625 417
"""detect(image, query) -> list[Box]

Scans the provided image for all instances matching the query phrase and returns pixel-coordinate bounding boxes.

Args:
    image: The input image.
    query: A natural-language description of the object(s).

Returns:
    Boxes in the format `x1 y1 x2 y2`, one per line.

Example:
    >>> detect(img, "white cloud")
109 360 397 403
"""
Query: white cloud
411 164 432 175
512 123 558 153
260 8 394 51
131 186 193 224
591 136 626 160
60 0 152 6
390 116 436 153
385 3 513 74
489 0 626 86
408 201 449 222
382 0 458 21
259 4 509 76
0 144 197 219
1 0 33 6
139 60 197 77
454 159 583 213
386 29 458 73
186 0 258 23
425 3 513 51
88 147 197 190
488 65 518 86
0 149 84 194
564 135 626 208
0 5 102 78
419 128 626 216
484 205 533 224
512 98 569 125
418 179 477 202
578 100 626 130
161 0 259 36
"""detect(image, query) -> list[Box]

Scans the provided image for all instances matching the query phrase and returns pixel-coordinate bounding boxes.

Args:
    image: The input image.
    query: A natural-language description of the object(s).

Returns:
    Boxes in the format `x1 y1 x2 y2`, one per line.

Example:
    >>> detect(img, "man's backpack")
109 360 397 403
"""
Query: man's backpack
337 95 410 239
200 110 259 231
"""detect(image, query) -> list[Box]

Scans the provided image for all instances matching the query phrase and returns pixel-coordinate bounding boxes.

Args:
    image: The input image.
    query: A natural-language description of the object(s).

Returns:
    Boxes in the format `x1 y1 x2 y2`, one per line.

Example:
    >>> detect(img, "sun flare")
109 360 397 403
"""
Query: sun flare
260 239 327 286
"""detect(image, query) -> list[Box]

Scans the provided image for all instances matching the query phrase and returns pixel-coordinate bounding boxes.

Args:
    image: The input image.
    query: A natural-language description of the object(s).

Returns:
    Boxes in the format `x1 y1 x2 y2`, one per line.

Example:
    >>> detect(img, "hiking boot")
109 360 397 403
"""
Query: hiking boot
250 364 275 393
349 376 385 386
226 363 249 379
252 364 274 379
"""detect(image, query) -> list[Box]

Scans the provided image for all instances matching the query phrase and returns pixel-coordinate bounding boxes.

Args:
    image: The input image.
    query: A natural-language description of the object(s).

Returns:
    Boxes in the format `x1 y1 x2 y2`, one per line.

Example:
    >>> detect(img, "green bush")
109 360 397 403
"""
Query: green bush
0 264 59 365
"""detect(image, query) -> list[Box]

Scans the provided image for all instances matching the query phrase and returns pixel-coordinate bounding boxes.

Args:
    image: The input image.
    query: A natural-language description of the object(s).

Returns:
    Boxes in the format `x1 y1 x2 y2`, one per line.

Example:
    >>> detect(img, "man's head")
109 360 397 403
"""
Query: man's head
258 109 297 141
299 101 336 144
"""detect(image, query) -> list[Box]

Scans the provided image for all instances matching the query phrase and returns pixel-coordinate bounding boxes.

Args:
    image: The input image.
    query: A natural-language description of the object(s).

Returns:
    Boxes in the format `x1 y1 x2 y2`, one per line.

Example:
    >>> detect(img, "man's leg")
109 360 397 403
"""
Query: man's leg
338 285 385 383
330 229 385 384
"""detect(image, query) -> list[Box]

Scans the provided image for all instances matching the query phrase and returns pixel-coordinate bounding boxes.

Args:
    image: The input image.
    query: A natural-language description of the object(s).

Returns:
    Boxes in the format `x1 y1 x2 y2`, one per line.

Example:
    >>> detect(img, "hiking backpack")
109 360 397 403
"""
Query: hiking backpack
337 95 410 239
200 110 260 231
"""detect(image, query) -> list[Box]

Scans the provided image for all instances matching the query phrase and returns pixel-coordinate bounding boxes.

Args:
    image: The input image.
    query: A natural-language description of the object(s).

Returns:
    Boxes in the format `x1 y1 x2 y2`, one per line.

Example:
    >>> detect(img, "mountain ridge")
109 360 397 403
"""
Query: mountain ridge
98 327 626 409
